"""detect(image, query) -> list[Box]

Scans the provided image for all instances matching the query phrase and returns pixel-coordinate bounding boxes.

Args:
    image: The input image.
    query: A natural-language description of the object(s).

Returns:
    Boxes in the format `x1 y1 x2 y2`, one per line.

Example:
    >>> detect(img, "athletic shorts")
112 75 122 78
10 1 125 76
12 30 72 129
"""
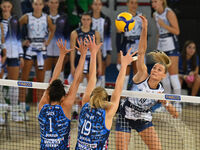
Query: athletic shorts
164 49 180 56
6 58 20 67
115 114 153 133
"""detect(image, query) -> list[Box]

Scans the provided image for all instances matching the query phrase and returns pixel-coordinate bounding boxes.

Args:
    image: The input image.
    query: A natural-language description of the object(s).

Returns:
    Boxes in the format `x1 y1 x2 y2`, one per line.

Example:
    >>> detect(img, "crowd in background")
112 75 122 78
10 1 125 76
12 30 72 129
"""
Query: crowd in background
0 0 199 124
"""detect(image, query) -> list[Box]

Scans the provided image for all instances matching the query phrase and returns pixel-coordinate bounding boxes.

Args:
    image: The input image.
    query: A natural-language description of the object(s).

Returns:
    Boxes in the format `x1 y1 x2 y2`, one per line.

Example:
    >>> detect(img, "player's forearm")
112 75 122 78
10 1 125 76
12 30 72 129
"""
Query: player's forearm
89 54 97 85
70 50 75 69
73 55 86 82
51 55 65 82
138 27 147 55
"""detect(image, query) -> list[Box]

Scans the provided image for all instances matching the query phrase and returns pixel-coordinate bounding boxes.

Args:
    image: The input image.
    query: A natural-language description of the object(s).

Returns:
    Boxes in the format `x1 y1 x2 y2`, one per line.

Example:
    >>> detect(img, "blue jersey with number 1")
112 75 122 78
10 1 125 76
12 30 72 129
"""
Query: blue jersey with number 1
75 103 110 150
38 104 71 150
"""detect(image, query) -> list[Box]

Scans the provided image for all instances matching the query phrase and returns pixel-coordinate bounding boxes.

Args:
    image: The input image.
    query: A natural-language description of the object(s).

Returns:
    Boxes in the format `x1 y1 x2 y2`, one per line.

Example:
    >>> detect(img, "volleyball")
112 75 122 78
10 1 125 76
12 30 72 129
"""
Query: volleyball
115 12 135 32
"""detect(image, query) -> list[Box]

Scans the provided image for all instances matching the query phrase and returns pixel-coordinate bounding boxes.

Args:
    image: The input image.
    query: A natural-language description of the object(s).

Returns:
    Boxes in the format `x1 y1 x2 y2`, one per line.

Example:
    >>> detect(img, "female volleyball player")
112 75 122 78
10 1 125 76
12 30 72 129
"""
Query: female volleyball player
70 12 102 82
115 16 179 150
75 35 136 149
116 0 143 89
38 38 87 150
152 0 181 96
44 0 70 83
1 0 24 122
19 0 55 118
179 40 200 96
91 0 112 87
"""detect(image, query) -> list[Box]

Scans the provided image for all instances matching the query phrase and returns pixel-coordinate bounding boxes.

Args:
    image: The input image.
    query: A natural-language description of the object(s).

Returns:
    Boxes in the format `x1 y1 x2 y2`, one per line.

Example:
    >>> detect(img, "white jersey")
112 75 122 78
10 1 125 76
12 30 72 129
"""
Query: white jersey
154 7 177 52
92 13 112 58
123 11 142 53
47 14 70 57
2 16 23 58
27 12 48 52
124 77 164 121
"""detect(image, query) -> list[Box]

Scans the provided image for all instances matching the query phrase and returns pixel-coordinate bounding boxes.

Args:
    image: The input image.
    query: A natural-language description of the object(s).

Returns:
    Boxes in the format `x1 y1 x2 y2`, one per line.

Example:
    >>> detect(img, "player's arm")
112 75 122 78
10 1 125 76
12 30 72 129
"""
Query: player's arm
116 30 123 66
107 49 135 119
160 100 179 118
133 16 148 83
95 31 102 76
46 16 55 46
63 39 87 116
82 35 102 106
70 30 78 77
0 23 6 65
158 10 180 35
38 40 72 112
19 14 28 26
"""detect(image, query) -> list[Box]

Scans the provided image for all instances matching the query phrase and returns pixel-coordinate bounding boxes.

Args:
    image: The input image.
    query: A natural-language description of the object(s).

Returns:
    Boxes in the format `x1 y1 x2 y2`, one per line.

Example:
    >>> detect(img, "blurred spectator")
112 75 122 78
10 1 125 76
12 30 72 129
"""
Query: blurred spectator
44 0 70 83
19 0 54 121
1 0 24 122
179 40 200 96
91 0 112 88
116 0 142 90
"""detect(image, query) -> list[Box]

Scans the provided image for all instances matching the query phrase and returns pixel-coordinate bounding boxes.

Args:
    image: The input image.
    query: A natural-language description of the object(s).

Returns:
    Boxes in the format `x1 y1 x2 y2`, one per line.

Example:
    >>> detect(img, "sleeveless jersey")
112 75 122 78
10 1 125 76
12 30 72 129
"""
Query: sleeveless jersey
92 13 112 58
47 14 70 57
123 77 164 121
154 7 178 52
76 28 95 57
122 11 142 54
75 103 110 150
38 104 71 150
1 16 23 58
27 12 48 53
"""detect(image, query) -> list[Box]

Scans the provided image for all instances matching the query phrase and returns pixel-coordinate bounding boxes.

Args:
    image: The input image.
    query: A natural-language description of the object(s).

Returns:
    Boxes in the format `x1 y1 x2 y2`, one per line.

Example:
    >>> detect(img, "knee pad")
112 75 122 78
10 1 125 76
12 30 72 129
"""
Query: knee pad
170 74 181 95
44 70 51 83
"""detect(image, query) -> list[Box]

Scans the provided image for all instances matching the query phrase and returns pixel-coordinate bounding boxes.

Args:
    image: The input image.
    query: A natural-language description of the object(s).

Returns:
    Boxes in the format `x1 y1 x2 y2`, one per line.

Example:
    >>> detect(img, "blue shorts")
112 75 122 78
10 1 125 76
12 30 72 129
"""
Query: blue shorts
6 58 20 67
115 114 153 133
164 49 180 56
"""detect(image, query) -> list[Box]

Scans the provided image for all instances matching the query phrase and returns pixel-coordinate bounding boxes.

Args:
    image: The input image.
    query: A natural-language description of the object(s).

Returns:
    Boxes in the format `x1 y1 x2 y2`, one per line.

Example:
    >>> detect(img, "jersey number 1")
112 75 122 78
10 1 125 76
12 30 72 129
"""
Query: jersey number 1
49 118 52 133
81 120 91 136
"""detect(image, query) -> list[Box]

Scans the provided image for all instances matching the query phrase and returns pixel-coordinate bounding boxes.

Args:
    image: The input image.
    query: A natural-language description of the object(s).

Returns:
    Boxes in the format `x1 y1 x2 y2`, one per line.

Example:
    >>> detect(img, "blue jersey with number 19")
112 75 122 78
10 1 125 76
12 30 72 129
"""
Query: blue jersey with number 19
75 103 110 150
38 104 71 150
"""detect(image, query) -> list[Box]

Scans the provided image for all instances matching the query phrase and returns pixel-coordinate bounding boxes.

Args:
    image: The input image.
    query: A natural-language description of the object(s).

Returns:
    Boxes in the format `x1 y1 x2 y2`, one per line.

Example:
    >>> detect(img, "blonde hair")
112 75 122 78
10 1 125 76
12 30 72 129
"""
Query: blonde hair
89 87 111 109
161 0 168 9
148 51 171 73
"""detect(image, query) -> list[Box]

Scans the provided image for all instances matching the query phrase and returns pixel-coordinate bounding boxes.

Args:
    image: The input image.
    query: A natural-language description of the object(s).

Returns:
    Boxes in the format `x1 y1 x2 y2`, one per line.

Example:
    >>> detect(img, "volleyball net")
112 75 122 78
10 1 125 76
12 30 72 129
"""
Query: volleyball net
0 79 199 150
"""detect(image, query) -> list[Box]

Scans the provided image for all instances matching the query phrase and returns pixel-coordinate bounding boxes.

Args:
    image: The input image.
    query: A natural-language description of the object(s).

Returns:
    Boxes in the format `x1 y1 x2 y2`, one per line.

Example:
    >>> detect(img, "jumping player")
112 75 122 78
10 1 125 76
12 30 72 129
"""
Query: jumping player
38 38 87 150
115 16 179 150
75 35 136 149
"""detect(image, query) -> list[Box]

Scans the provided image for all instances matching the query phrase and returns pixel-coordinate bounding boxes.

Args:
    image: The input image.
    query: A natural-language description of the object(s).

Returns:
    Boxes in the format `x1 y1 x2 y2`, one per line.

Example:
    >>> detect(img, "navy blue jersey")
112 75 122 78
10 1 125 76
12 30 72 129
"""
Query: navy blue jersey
76 27 95 57
38 104 71 150
75 103 110 150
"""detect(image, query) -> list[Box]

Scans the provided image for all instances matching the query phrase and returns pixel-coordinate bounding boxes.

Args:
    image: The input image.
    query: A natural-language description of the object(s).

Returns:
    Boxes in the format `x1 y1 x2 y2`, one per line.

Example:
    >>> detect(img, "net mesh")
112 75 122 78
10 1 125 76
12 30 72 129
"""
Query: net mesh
0 79 199 150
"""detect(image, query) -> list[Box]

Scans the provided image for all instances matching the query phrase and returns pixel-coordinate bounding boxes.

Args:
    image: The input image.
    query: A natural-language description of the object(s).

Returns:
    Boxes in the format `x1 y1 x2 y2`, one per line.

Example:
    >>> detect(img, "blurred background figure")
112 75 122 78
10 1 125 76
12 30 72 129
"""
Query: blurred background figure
1 0 24 122
179 40 200 96
91 0 112 88
152 0 182 111
44 0 70 83
116 0 142 90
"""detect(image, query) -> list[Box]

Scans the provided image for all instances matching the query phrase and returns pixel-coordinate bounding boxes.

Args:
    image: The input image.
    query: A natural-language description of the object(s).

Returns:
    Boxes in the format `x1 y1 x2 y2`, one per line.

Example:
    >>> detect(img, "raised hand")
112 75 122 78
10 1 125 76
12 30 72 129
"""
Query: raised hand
120 47 138 67
86 35 102 55
139 15 148 28
56 39 73 56
75 38 88 56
